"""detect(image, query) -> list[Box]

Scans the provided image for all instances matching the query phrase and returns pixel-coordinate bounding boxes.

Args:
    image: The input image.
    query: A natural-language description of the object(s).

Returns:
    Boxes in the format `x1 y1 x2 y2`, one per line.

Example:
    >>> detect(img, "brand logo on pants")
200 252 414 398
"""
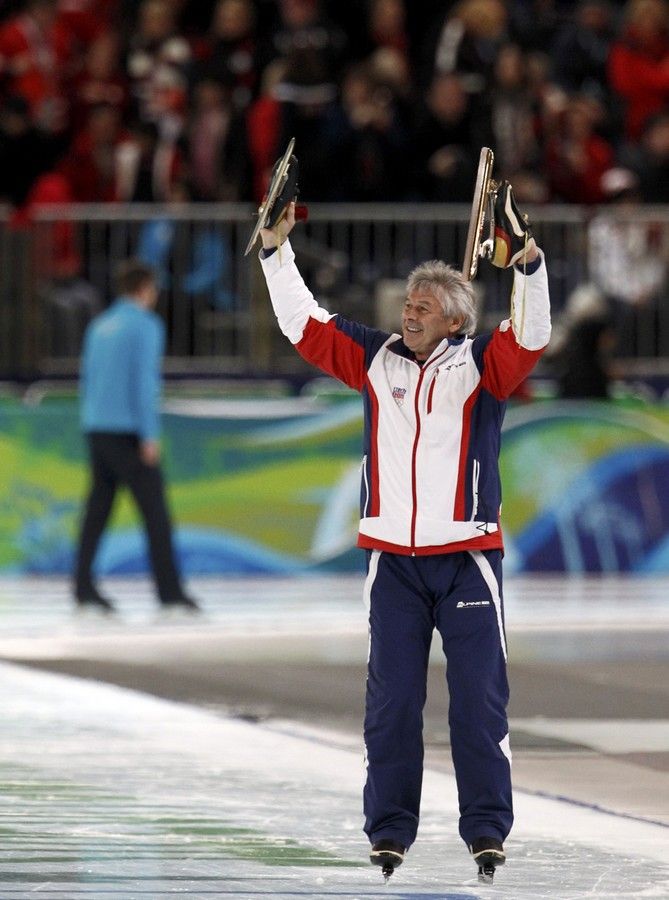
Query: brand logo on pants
456 600 491 609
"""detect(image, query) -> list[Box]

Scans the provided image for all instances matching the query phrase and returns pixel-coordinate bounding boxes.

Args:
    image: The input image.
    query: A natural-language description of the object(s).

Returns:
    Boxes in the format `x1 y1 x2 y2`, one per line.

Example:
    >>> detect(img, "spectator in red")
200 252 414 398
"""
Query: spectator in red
544 94 614 203
608 0 669 142
59 102 126 202
0 0 75 135
10 171 80 279
195 0 259 112
58 0 118 46
246 59 285 204
69 31 127 137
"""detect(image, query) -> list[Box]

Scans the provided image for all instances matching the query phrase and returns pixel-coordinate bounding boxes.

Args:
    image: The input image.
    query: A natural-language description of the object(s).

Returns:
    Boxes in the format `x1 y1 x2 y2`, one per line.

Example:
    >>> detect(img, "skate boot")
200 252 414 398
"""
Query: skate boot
370 839 405 881
75 588 116 614
491 181 536 268
470 836 505 884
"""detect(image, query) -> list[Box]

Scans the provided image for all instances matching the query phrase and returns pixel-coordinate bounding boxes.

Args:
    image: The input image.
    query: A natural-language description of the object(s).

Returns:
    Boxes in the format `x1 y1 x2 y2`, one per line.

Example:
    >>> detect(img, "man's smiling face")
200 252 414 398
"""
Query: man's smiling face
402 289 462 361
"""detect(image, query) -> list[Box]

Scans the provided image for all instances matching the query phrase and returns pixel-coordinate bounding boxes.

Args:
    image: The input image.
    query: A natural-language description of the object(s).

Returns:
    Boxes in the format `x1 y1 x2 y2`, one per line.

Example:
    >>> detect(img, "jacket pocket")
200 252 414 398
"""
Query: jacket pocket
361 453 370 517
471 458 480 519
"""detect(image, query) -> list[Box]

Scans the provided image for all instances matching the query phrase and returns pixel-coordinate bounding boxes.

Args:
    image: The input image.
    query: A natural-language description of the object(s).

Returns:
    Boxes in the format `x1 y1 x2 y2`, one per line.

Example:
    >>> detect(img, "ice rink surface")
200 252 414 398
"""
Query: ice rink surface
1 662 668 900
0 575 668 899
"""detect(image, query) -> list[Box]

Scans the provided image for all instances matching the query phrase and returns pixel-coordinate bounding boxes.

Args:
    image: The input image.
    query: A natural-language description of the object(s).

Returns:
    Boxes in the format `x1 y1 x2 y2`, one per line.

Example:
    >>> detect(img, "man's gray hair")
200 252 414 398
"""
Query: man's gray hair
406 260 478 335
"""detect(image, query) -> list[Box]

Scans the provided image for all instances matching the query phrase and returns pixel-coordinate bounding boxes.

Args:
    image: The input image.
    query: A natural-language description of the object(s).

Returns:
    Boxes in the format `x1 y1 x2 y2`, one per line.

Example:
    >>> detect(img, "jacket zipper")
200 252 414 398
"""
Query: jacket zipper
427 368 439 414
410 366 428 552
410 349 451 551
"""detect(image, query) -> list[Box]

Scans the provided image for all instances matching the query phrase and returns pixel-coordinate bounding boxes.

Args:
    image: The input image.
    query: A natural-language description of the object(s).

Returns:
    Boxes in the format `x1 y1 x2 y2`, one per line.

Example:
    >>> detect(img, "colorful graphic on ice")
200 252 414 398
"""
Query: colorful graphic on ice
0 396 667 575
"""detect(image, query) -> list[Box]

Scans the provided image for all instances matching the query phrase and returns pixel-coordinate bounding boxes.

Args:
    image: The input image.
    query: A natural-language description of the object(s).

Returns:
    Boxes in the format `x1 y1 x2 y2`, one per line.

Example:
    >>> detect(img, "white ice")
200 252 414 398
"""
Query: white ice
0 659 667 900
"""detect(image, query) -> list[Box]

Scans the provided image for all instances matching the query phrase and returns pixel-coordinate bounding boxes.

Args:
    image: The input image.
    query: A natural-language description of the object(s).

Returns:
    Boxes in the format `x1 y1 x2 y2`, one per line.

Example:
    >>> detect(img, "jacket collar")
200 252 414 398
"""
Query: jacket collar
388 334 466 365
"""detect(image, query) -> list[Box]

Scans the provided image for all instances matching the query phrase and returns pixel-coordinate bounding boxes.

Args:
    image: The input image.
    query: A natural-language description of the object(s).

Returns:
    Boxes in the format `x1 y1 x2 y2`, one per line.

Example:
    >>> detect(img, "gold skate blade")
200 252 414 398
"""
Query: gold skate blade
244 137 295 256
462 147 495 281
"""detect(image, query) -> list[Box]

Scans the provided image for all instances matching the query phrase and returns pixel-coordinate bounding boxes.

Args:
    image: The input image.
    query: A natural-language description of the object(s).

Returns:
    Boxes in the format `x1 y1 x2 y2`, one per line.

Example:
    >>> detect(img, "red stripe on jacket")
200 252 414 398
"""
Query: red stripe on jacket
296 317 366 391
357 530 503 555
481 326 544 400
453 383 481 520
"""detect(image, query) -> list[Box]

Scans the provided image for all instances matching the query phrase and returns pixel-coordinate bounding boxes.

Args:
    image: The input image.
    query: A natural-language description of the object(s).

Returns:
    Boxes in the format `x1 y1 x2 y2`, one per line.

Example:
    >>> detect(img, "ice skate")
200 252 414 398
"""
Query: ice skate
470 836 505 884
75 588 116 614
491 181 536 268
370 839 405 881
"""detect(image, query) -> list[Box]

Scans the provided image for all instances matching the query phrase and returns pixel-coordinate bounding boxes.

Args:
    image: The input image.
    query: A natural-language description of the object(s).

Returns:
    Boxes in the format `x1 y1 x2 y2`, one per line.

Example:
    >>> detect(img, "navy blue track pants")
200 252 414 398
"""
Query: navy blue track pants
362 549 512 849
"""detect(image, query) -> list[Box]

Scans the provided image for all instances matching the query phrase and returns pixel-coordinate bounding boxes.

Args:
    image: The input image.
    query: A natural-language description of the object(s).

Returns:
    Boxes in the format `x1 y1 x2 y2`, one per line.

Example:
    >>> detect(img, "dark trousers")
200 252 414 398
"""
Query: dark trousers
363 549 513 849
75 432 184 602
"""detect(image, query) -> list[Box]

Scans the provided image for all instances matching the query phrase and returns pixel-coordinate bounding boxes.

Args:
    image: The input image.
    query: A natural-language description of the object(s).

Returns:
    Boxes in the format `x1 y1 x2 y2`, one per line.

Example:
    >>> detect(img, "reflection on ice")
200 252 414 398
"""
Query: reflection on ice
0 662 667 899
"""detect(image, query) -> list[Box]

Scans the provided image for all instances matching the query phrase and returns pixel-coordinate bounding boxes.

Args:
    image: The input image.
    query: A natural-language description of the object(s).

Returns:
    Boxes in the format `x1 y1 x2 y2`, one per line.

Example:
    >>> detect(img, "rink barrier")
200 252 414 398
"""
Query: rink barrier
4 202 668 377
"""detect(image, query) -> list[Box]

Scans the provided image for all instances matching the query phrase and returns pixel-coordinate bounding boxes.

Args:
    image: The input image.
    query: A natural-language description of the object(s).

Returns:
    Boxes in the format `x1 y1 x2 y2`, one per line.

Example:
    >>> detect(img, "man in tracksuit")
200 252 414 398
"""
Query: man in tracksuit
258 186 551 879
75 259 198 613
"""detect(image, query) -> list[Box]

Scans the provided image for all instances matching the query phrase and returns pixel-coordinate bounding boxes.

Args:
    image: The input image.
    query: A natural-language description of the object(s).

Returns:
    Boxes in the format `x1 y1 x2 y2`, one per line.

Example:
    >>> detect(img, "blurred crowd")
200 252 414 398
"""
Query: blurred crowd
0 0 667 219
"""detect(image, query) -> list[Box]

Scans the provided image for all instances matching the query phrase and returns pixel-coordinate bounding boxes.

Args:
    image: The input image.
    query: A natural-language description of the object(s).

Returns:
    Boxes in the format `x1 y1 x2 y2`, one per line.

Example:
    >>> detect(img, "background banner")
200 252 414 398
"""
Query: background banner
1 395 668 576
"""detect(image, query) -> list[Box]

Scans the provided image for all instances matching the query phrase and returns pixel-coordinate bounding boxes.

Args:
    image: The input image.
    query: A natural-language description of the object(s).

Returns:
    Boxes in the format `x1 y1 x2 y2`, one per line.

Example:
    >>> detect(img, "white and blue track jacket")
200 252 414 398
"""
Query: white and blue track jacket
261 239 551 556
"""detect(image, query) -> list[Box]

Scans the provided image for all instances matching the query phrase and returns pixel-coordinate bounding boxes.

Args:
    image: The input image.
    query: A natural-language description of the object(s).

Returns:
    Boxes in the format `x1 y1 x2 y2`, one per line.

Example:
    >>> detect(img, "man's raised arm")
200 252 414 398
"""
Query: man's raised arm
258 203 379 392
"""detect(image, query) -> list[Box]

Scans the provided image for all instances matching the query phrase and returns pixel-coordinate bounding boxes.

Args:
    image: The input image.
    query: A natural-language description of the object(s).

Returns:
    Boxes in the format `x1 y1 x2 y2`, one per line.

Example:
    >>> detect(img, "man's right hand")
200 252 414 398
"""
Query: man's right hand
140 439 161 466
260 201 296 250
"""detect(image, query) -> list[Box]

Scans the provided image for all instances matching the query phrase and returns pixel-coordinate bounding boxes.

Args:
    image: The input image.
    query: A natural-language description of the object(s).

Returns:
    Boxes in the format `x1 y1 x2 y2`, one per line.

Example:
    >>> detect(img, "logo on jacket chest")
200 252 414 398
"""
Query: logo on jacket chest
392 386 407 406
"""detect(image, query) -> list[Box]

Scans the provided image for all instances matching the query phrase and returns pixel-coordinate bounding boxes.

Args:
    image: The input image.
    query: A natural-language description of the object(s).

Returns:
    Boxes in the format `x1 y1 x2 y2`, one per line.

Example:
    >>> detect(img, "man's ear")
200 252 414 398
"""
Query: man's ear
449 319 464 334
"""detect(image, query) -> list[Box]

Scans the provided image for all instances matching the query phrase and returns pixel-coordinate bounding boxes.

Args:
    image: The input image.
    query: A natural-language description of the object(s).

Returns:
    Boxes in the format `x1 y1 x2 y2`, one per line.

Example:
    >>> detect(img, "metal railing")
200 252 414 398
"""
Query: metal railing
5 202 667 379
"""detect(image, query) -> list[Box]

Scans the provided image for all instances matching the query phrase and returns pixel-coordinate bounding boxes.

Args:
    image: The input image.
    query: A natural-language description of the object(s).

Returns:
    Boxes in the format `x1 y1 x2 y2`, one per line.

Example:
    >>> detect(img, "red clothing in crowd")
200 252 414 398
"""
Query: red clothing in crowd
11 172 80 277
608 27 669 140
246 93 282 204
59 125 125 202
69 68 128 135
0 11 74 131
545 132 614 203
58 0 119 45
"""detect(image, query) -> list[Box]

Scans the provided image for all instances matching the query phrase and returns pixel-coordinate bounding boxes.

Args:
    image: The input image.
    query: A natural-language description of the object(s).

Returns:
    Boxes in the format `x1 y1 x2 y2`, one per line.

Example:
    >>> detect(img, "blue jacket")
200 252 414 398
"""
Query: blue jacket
80 299 165 440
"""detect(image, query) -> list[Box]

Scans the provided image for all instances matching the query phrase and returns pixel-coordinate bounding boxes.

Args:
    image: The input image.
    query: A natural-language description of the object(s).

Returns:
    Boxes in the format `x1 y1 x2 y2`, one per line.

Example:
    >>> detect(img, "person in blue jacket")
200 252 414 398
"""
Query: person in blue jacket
74 258 198 613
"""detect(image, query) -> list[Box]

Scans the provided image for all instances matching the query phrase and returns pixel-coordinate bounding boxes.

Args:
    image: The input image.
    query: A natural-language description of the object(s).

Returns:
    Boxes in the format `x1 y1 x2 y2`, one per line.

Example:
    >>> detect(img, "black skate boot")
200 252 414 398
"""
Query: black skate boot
470 836 505 884
75 587 116 614
491 181 536 269
370 839 405 881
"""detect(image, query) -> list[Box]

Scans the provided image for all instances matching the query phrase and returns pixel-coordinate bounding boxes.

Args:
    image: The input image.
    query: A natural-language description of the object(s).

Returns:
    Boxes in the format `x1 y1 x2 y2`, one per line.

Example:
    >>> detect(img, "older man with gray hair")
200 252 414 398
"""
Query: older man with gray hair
258 185 550 883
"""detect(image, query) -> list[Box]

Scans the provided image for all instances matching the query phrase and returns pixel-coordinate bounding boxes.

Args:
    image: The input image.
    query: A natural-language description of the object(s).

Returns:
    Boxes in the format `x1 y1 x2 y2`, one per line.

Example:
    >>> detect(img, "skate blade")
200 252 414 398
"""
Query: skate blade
474 849 504 885
478 863 495 884
75 604 117 617
370 850 403 881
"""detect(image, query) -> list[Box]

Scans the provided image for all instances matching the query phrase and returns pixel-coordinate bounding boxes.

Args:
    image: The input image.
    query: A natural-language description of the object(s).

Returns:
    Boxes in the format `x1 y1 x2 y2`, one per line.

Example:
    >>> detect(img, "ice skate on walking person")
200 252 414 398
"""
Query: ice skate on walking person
255 147 550 883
